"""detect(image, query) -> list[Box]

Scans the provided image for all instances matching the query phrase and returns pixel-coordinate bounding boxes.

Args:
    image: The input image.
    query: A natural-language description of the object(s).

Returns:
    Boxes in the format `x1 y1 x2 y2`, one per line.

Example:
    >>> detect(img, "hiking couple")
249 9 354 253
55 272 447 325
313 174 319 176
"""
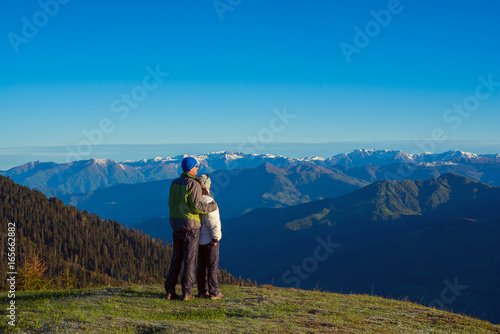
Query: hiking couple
164 157 224 301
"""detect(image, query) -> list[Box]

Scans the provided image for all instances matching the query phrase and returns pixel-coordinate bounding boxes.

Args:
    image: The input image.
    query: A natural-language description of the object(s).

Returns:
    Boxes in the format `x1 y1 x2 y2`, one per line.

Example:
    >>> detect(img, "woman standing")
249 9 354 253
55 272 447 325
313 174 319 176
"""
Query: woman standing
197 174 224 300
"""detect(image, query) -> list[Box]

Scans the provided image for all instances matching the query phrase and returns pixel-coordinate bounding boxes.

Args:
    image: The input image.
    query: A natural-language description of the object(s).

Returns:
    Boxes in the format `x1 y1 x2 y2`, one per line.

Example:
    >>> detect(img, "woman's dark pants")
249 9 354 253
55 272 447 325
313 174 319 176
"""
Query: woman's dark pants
197 242 220 296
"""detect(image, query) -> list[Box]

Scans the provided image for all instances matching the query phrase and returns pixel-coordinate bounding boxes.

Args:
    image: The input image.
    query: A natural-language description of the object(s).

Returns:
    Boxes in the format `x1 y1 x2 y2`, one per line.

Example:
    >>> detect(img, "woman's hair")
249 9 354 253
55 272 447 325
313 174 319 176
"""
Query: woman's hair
202 188 210 196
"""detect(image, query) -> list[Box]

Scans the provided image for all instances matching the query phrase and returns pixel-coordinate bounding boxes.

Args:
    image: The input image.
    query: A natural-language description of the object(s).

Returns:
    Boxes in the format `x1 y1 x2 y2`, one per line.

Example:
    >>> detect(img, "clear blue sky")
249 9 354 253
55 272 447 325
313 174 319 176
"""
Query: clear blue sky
1 0 499 168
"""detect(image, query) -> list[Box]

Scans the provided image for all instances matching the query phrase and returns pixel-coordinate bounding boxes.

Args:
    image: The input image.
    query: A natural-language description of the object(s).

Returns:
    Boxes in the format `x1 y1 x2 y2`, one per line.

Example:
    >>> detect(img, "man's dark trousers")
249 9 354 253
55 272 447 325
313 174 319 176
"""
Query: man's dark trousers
165 229 200 295
197 242 220 296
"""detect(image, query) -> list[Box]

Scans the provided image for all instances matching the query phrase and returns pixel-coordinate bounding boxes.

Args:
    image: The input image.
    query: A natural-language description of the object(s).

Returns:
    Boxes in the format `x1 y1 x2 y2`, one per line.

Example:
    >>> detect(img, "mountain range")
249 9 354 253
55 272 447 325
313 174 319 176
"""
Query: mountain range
57 163 368 227
2 149 499 197
59 158 500 229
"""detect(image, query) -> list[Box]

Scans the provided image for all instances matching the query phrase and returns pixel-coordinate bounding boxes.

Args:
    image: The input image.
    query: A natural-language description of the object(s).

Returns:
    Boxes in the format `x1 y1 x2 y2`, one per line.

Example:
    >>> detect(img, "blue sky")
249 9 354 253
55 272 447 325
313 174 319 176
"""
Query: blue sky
1 0 499 169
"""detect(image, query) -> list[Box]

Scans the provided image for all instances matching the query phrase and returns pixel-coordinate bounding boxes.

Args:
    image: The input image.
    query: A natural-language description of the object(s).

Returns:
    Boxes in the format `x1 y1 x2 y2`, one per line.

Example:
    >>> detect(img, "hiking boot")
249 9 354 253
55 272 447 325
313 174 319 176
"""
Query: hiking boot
164 292 179 300
181 293 195 301
209 293 225 300
197 292 210 299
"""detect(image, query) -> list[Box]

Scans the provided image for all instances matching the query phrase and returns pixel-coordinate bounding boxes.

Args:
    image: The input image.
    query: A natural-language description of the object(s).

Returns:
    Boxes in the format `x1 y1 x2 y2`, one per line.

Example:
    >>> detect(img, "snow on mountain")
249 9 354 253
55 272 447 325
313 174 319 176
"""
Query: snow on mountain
323 149 494 167
88 158 116 167
117 149 499 178
2 149 499 196
325 149 414 167
414 150 479 163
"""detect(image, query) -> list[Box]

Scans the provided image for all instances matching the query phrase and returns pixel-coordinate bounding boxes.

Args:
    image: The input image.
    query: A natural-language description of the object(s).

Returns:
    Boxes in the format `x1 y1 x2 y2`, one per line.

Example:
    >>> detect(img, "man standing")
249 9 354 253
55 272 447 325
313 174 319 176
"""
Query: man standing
164 157 218 301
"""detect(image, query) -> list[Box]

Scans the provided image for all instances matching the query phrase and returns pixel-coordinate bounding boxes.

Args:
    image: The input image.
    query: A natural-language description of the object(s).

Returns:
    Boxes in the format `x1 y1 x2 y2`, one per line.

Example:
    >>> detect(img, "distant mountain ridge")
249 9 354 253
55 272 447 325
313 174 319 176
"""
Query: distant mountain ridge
1 149 499 196
60 162 369 227
326 149 499 167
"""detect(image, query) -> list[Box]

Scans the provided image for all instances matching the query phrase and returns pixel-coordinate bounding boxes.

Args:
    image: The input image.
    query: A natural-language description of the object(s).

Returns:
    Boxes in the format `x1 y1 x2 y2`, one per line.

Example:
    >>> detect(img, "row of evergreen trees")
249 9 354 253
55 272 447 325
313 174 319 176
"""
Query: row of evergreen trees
0 176 253 290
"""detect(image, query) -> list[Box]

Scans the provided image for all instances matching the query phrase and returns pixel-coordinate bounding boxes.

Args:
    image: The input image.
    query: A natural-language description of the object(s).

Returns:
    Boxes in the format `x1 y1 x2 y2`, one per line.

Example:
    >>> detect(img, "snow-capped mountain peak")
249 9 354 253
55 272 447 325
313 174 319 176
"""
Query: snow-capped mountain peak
2 149 498 196
89 158 114 166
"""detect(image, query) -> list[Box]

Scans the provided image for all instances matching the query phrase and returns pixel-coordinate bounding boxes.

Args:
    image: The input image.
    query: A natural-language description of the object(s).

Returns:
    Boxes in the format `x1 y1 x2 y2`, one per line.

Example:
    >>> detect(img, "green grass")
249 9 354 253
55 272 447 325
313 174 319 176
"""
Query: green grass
1 284 499 333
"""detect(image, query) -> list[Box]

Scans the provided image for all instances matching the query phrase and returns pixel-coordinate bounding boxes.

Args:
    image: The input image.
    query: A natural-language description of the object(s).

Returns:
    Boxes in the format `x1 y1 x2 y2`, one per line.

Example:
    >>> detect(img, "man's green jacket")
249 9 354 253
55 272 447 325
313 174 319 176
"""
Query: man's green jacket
169 172 218 230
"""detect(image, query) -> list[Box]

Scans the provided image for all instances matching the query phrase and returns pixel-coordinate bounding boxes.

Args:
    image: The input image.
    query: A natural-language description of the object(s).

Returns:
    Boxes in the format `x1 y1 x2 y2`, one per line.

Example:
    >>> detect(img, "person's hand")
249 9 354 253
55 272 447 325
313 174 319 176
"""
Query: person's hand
210 239 218 246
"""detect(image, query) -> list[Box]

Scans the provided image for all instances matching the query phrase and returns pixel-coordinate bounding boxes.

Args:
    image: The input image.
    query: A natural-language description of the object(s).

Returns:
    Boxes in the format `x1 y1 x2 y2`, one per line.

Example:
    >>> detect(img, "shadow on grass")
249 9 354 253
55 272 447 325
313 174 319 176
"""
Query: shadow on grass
118 287 164 299
0 286 161 304
136 324 169 334
0 288 95 303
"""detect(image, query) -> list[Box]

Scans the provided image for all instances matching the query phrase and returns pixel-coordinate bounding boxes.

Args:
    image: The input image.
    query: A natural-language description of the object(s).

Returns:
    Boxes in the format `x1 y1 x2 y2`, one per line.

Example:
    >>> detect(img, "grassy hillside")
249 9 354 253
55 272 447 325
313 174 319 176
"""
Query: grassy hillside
1 285 499 333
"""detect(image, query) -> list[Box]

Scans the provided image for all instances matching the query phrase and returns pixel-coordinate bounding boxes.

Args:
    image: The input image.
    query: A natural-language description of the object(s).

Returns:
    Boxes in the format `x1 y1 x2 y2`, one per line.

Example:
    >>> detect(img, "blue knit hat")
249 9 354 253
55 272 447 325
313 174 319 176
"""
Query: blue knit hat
181 157 198 172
